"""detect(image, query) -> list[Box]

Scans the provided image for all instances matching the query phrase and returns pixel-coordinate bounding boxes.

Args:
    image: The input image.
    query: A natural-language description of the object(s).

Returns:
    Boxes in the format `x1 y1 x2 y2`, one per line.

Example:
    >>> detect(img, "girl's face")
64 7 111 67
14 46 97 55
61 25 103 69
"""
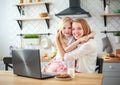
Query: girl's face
72 22 84 40
61 22 72 37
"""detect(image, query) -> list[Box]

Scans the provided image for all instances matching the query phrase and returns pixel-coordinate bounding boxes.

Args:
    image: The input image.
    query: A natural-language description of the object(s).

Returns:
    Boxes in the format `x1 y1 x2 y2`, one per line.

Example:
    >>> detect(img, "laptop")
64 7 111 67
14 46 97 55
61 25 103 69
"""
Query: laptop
11 49 55 79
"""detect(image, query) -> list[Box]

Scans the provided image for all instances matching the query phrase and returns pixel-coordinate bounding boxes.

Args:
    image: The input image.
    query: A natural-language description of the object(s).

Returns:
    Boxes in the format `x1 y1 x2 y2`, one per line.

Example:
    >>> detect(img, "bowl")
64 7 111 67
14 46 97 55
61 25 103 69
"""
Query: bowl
39 12 48 17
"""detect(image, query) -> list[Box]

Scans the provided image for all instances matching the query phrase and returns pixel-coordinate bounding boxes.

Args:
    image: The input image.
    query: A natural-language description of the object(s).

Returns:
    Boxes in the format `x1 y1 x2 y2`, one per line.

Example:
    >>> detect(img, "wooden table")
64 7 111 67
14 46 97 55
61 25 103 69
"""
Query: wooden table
0 71 103 85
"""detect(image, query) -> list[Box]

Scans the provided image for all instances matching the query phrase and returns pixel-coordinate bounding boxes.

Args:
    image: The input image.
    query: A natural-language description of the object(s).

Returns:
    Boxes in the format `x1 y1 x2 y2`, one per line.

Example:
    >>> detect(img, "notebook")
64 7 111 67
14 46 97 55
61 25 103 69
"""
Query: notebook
11 49 55 79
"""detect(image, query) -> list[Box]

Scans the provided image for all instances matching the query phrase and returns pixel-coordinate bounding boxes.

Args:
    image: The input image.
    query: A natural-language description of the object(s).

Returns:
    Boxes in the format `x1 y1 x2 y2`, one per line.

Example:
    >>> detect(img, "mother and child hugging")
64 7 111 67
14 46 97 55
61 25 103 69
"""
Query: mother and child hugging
42 17 97 73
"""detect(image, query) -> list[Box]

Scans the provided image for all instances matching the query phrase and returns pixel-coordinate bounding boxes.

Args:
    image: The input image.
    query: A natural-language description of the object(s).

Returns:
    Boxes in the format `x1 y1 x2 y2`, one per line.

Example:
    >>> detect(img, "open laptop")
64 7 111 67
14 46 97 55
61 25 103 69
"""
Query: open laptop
11 49 55 79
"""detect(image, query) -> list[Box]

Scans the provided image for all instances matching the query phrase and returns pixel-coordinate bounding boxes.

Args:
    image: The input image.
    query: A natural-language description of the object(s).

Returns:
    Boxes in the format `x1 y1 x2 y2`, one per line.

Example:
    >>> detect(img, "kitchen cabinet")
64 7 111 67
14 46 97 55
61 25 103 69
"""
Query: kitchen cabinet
16 2 50 29
101 0 120 26
102 58 120 85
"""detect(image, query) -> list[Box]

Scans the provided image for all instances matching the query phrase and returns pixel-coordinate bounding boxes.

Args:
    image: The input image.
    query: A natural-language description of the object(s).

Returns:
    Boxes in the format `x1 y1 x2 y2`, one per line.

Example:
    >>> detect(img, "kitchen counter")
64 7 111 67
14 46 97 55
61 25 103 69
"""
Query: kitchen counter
102 54 120 85
0 71 103 85
102 54 120 62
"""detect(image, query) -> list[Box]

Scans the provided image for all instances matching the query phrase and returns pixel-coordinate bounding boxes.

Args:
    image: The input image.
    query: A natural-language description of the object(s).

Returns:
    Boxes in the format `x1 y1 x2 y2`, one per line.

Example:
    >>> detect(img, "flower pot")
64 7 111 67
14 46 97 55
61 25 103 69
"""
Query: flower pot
23 38 40 47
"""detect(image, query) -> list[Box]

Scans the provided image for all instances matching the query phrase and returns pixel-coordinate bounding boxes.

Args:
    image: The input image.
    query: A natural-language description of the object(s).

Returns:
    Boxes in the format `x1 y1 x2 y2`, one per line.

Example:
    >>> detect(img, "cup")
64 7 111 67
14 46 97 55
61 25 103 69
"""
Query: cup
67 60 75 78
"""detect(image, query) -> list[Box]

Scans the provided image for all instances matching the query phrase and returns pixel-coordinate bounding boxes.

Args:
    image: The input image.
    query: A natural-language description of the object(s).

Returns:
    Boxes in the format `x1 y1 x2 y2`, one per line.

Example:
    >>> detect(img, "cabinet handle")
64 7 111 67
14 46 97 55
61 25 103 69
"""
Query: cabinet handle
109 65 112 69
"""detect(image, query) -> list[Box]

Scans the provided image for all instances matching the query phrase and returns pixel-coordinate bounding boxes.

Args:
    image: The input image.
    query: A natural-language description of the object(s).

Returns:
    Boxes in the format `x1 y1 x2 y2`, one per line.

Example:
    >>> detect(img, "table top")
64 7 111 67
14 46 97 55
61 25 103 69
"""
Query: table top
0 71 103 85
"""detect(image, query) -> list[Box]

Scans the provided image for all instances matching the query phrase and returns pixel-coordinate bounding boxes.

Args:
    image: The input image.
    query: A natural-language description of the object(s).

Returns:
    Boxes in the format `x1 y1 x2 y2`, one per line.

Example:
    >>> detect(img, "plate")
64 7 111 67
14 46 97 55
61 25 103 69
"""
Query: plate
55 76 73 81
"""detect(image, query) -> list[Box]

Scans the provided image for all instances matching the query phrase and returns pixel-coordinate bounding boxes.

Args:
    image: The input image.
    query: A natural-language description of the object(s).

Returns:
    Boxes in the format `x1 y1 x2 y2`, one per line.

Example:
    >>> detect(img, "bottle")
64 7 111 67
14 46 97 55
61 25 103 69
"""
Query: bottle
105 5 109 14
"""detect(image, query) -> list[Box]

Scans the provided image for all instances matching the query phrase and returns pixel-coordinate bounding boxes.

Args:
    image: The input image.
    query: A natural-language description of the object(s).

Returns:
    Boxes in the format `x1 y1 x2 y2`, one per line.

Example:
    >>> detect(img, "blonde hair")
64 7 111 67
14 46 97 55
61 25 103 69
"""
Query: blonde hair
58 17 73 42
73 18 91 36
58 17 73 31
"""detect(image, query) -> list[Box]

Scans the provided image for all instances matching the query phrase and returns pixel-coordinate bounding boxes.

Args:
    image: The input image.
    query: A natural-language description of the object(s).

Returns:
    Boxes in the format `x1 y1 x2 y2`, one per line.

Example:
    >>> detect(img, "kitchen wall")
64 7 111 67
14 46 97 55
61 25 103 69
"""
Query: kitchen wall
0 0 120 58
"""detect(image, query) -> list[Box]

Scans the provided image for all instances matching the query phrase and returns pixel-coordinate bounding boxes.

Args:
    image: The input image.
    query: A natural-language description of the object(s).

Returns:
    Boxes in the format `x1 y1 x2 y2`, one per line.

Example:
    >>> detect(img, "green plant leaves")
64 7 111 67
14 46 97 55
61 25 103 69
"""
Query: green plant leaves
23 34 40 38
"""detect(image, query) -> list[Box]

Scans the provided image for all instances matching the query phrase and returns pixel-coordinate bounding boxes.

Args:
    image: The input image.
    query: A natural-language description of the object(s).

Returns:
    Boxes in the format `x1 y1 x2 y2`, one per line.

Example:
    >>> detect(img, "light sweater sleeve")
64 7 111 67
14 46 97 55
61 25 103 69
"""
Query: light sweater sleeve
64 39 97 73
64 39 97 61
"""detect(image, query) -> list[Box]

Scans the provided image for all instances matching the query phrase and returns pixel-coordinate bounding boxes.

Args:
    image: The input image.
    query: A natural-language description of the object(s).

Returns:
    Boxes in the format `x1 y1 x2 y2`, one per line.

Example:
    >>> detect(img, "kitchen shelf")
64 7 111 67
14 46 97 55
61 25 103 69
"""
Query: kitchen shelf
16 2 50 6
16 16 50 20
15 2 50 29
101 13 120 16
16 17 50 30
16 2 50 13
101 0 120 26
17 33 53 36
101 30 119 34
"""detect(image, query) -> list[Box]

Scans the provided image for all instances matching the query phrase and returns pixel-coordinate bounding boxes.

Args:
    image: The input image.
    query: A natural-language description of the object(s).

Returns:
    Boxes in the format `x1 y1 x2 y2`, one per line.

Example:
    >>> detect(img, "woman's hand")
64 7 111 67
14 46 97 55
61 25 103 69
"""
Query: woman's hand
77 31 95 43
77 36 89 43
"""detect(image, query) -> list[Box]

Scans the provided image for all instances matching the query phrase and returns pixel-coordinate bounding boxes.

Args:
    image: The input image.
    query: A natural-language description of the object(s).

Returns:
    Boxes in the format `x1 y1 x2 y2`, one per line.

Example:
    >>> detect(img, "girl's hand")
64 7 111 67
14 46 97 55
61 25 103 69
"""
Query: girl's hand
56 29 62 38
62 57 64 61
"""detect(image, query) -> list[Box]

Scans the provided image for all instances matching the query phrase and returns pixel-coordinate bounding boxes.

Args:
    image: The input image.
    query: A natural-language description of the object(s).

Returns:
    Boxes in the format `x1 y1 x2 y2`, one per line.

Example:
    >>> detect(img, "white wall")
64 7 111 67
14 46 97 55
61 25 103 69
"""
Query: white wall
0 0 21 57
0 0 120 58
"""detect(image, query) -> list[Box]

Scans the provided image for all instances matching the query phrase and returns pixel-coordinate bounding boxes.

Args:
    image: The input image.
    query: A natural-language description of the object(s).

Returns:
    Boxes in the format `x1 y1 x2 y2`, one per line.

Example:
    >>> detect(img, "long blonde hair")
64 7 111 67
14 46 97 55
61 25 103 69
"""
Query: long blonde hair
58 17 73 42
73 18 91 36
58 17 73 31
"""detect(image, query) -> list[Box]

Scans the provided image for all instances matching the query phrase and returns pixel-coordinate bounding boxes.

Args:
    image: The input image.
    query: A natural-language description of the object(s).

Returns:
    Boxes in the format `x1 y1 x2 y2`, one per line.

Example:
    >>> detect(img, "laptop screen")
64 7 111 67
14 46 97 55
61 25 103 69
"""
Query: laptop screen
12 49 42 78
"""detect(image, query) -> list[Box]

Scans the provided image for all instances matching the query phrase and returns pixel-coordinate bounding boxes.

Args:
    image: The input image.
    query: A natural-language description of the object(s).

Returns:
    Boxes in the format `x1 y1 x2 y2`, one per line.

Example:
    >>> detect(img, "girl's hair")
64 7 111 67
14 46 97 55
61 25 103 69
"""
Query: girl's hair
73 18 91 36
58 17 73 43
58 17 73 31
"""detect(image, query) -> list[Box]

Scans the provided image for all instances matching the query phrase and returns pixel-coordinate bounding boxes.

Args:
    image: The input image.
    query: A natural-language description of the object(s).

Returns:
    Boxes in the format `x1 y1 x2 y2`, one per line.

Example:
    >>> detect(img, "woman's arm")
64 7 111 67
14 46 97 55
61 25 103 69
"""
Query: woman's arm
64 31 95 52
64 39 97 61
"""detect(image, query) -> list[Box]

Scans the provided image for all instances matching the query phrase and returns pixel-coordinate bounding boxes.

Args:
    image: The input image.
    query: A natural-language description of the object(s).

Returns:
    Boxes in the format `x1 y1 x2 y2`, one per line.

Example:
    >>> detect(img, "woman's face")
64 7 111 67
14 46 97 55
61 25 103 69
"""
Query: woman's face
72 22 84 40
62 22 72 37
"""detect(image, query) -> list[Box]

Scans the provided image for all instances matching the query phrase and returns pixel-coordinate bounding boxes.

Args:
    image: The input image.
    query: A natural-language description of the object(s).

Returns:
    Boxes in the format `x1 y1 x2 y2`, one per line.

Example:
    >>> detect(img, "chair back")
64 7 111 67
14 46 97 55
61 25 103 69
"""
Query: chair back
3 57 13 70
95 57 103 73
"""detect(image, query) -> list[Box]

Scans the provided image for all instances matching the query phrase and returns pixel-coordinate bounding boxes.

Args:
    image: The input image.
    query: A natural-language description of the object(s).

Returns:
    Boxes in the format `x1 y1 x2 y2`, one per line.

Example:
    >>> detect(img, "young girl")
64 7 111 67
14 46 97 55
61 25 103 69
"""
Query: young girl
42 17 95 73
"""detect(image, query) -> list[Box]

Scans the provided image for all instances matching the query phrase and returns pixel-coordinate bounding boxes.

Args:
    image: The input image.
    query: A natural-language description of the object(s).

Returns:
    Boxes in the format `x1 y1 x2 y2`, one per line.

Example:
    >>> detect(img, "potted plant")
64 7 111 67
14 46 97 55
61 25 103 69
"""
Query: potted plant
23 34 40 47
114 31 120 43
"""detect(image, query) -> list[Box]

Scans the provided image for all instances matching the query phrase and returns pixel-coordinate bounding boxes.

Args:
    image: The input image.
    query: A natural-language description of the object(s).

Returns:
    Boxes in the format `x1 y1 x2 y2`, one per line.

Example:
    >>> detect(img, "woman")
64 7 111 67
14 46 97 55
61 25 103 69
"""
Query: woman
56 18 97 73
